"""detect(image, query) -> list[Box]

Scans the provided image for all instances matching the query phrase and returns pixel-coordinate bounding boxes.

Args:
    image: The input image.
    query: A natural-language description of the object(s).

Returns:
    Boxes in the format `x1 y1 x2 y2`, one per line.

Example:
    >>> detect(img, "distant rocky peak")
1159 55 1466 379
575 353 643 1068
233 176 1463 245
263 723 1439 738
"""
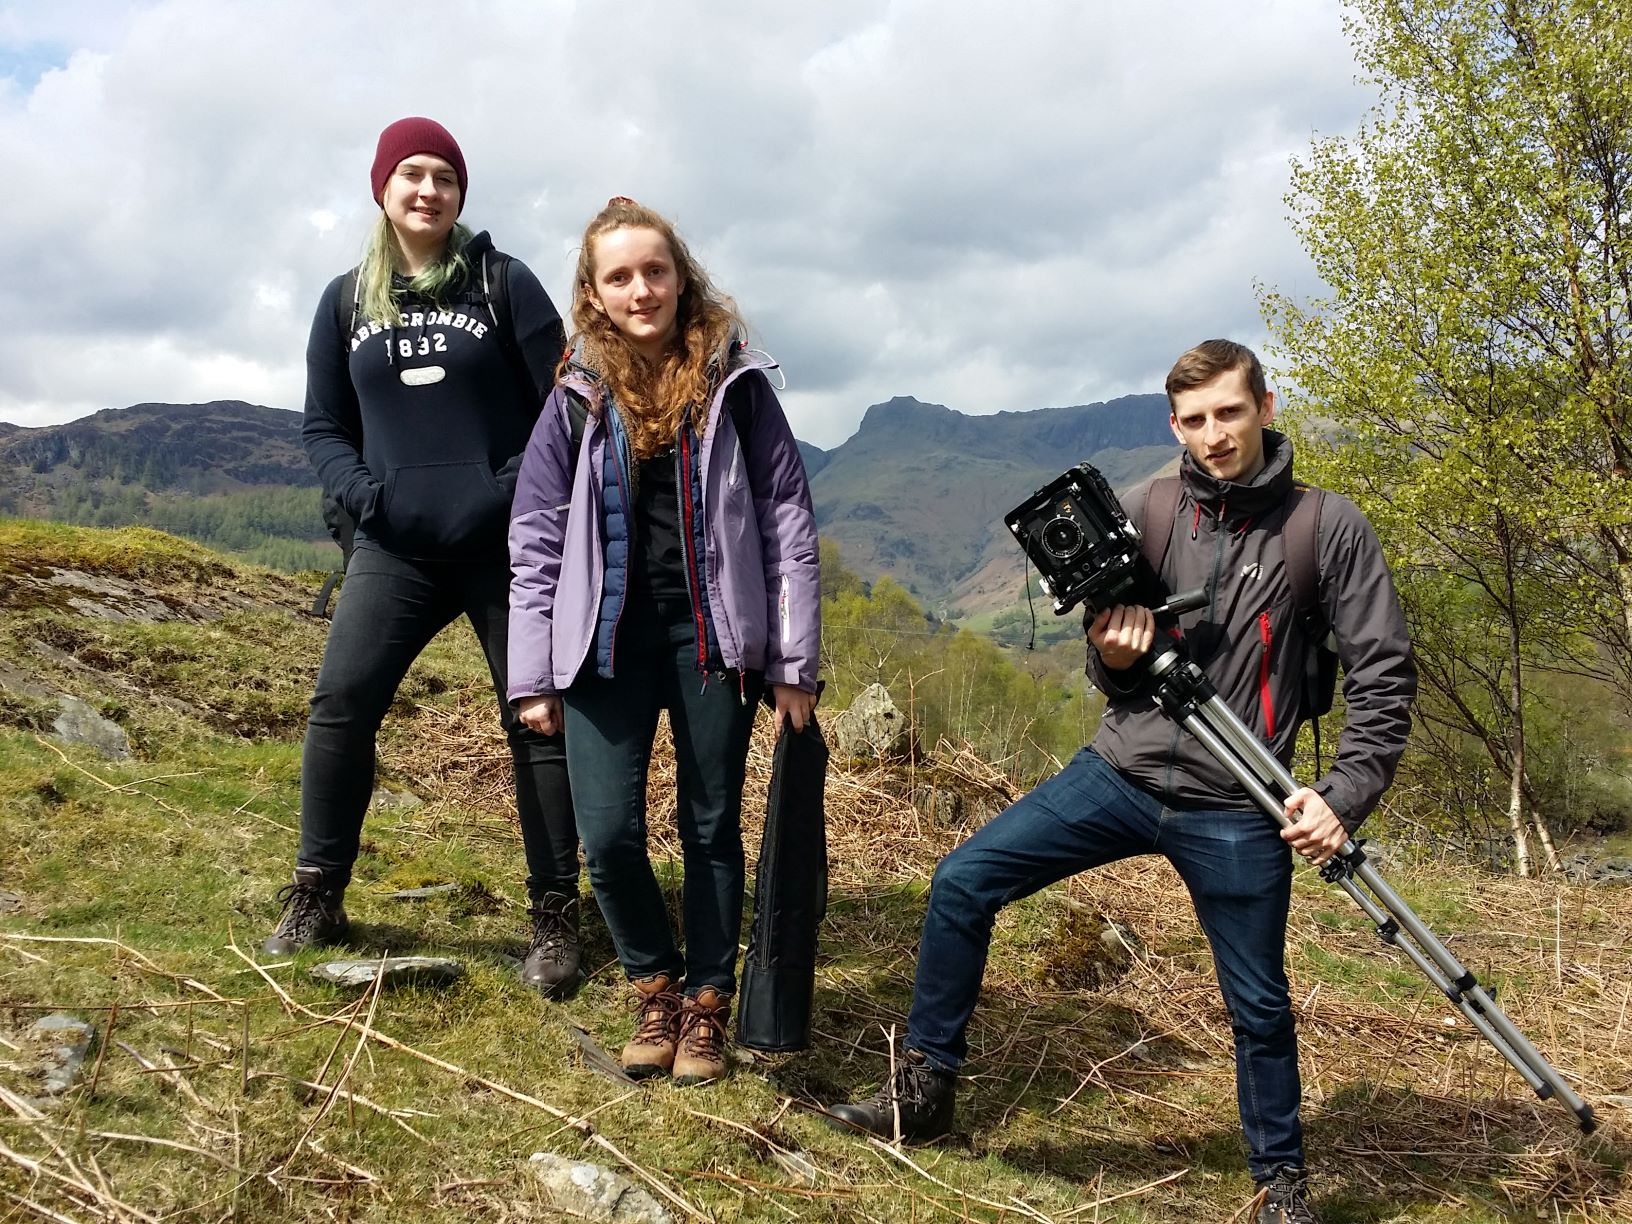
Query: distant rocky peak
856 396 955 433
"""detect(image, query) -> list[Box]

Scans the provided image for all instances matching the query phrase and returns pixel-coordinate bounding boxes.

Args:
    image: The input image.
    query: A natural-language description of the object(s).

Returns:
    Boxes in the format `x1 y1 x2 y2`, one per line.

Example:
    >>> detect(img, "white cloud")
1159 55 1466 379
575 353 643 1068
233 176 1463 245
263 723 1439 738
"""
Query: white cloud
0 0 1374 448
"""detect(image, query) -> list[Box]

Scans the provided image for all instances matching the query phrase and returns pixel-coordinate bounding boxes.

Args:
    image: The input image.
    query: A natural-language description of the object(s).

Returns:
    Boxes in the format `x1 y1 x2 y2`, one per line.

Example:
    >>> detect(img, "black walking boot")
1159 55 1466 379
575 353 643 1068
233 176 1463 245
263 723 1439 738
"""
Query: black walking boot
1255 1166 1318 1224
825 1049 956 1142
520 891 582 999
262 866 349 956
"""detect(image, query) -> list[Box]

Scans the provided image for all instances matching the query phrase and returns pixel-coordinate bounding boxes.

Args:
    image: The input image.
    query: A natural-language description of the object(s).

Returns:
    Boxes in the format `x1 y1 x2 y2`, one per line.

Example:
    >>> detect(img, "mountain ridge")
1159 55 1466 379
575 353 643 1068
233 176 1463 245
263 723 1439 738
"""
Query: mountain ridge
810 393 1178 611
0 394 1181 616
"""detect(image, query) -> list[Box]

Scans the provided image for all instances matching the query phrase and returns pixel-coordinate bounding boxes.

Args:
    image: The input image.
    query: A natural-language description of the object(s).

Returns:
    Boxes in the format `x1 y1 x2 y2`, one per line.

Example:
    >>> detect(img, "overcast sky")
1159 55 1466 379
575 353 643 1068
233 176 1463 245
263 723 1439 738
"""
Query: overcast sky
0 1 1373 449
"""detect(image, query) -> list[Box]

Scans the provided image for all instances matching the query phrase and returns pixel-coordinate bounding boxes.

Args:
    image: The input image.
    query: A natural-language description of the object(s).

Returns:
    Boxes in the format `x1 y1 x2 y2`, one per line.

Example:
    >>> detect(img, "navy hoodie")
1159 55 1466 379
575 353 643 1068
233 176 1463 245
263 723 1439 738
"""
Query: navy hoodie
302 231 565 560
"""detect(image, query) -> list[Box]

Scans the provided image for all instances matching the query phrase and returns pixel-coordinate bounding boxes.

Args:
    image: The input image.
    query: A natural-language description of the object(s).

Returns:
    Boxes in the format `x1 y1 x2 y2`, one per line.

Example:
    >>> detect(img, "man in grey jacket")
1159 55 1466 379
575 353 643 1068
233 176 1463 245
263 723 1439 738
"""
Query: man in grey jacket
827 340 1416 1224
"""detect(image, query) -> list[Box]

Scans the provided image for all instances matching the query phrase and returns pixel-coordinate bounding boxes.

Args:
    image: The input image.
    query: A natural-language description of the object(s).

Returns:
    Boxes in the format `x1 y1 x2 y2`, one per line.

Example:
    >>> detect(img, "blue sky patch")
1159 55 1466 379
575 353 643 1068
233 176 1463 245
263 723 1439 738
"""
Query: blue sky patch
0 42 70 90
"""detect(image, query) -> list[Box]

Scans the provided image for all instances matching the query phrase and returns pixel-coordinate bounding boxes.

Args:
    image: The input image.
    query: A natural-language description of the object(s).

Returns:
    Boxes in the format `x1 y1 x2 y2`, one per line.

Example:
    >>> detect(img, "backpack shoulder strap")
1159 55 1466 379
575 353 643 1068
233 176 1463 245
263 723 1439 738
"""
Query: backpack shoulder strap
333 267 362 348
312 269 365 620
1138 475 1182 579
1284 482 1325 623
563 388 591 480
1285 481 1337 733
479 250 538 400
724 368 757 446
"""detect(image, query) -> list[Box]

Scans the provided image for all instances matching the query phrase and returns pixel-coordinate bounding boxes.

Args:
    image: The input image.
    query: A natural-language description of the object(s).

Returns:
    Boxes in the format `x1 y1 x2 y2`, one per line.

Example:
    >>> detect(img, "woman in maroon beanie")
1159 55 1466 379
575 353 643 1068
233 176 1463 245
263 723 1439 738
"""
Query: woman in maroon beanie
265 117 582 999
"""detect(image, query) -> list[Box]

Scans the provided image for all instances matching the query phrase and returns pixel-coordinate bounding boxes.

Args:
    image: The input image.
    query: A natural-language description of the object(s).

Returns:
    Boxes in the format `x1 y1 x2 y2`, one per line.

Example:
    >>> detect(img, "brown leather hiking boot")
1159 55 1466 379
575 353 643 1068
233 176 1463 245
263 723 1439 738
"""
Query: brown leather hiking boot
825 1048 956 1142
520 892 581 999
621 974 684 1079
673 987 731 1085
262 866 349 957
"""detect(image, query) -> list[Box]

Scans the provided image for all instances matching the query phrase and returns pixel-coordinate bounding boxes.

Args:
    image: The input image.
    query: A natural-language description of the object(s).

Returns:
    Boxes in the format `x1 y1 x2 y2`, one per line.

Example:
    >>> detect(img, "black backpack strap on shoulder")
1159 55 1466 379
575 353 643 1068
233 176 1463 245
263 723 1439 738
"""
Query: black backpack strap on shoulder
1284 483 1338 745
1284 483 1325 623
564 389 591 479
480 249 537 401
333 267 362 343
724 369 758 454
313 269 365 620
1139 475 1182 580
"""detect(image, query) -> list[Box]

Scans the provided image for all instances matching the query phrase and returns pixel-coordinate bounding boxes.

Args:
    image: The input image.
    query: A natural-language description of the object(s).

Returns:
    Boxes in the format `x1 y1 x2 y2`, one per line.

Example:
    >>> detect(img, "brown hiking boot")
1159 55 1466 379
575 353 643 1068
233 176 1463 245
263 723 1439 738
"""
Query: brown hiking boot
520 892 581 999
262 866 349 956
673 987 731 1086
621 974 683 1079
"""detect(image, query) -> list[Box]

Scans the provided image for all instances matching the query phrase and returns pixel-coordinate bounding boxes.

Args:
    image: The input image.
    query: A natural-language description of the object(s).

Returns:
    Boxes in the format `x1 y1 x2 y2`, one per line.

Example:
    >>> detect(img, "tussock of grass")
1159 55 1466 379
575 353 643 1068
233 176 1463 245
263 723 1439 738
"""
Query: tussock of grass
2 524 1629 1221
0 518 241 585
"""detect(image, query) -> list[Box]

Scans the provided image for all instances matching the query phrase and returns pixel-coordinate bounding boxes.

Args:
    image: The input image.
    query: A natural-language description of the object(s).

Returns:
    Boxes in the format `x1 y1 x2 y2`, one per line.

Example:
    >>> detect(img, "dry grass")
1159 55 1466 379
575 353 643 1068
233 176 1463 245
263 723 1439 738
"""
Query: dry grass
2 521 1629 1221
365 680 1632 1219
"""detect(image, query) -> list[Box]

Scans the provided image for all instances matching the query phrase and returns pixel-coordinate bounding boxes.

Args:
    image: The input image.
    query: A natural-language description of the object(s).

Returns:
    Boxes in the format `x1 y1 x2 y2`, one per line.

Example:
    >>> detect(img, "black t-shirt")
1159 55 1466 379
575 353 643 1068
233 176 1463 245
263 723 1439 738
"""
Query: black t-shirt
632 448 688 600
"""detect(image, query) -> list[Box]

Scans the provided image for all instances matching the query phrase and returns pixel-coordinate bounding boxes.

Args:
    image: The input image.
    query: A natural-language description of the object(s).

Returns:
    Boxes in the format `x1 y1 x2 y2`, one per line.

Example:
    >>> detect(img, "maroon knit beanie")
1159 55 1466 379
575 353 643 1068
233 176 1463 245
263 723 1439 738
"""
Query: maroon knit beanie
370 117 467 214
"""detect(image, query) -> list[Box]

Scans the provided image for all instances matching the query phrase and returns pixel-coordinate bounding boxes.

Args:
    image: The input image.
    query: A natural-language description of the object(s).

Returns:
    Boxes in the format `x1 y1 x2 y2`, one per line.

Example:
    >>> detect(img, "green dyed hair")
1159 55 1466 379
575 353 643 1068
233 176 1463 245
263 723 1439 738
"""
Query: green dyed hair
357 214 474 325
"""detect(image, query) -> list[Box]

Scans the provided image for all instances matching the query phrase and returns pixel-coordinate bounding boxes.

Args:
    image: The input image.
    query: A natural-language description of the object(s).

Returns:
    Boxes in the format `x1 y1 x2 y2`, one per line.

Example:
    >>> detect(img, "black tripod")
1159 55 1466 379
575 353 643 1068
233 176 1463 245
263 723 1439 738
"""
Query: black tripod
1136 593 1596 1133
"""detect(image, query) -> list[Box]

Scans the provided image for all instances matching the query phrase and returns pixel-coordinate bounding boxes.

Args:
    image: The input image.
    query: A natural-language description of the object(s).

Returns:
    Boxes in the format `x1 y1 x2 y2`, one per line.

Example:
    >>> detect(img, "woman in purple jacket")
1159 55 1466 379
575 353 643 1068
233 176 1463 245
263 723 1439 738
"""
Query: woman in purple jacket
508 197 820 1084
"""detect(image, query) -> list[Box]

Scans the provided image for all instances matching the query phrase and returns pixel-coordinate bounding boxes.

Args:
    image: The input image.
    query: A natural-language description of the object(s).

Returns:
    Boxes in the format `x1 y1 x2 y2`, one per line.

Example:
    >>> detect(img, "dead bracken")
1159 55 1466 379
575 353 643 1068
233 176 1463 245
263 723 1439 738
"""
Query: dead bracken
1 520 1629 1220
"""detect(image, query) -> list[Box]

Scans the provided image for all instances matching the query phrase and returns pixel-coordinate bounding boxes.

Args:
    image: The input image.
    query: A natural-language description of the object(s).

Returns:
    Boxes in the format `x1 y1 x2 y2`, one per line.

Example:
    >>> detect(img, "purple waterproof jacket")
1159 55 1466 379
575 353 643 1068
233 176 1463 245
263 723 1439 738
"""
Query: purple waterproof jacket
508 345 820 700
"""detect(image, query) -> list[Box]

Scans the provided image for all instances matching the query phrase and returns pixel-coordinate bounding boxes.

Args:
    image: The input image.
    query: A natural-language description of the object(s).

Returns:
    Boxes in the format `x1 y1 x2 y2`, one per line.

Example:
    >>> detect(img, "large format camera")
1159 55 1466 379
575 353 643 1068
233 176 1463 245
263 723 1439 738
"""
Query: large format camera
1004 463 1150 615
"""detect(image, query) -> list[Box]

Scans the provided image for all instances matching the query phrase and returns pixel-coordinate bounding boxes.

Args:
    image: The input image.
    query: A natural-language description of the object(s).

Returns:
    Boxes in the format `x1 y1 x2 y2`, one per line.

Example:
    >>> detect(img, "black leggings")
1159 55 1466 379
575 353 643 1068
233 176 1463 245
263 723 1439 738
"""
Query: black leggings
296 545 578 897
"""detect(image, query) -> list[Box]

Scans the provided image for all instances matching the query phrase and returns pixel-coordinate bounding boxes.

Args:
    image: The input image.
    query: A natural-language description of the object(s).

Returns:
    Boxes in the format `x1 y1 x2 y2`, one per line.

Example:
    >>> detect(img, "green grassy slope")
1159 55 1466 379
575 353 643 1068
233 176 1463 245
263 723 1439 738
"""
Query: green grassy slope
1 522 1627 1221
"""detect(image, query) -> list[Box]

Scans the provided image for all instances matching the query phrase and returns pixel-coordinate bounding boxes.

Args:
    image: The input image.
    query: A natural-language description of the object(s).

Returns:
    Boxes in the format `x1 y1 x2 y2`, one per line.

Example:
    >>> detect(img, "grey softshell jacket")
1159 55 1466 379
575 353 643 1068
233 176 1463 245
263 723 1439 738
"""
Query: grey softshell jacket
1088 431 1416 831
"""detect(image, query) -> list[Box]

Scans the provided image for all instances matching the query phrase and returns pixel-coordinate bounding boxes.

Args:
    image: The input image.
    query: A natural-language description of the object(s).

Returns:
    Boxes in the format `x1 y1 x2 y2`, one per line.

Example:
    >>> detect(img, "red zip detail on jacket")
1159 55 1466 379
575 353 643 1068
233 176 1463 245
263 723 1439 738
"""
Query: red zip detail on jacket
1258 611 1276 738
678 428 709 673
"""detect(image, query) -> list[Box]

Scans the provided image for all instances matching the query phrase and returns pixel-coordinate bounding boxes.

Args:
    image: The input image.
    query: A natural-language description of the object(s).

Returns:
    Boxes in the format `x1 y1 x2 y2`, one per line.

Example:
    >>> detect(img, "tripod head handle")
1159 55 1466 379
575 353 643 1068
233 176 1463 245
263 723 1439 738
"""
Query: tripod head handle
1151 586 1208 618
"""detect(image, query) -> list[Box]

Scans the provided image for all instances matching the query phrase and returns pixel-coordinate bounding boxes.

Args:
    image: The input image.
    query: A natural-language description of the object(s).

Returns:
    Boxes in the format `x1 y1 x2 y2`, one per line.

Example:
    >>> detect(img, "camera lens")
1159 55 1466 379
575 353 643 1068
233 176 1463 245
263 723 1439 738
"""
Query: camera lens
1040 516 1085 560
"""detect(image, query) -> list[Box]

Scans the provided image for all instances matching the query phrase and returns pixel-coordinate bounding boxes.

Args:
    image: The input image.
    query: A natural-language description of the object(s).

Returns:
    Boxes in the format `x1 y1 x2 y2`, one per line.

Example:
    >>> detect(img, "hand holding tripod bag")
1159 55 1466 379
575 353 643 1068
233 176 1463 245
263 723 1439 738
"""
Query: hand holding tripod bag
737 710 829 1052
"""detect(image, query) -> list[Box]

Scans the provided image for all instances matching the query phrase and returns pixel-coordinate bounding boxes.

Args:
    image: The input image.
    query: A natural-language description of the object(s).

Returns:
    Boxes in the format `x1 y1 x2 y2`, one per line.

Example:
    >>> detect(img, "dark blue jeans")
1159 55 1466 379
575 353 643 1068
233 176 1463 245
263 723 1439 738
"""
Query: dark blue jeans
908 747 1301 1180
298 545 578 897
563 596 761 994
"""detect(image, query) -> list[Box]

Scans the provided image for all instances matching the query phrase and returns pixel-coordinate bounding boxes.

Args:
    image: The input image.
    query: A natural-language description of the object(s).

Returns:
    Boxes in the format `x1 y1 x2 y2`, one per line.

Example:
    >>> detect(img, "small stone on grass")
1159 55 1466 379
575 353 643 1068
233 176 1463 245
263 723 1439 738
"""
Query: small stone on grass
385 882 460 900
29 1013 98 1096
310 956 463 990
528 1152 672 1223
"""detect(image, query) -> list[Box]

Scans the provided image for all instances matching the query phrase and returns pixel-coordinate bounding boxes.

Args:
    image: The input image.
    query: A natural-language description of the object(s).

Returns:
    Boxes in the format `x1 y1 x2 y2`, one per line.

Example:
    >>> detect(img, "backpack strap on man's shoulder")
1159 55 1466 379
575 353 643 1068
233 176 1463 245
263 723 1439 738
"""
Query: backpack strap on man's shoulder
1284 482 1326 622
1284 481 1339 737
1139 475 1182 579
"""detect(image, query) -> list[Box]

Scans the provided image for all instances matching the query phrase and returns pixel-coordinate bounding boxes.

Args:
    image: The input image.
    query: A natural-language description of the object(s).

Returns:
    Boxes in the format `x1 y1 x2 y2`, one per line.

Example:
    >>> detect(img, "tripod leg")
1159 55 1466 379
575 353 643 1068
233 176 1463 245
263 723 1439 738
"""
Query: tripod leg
1171 688 1596 1133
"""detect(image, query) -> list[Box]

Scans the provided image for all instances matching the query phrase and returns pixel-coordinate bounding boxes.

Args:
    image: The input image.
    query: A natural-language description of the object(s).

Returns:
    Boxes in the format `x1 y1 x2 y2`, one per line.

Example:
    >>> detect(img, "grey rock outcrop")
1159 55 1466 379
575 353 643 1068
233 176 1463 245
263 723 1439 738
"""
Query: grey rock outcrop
51 697 129 760
527 1152 673 1222
831 683 915 760
1562 851 1632 886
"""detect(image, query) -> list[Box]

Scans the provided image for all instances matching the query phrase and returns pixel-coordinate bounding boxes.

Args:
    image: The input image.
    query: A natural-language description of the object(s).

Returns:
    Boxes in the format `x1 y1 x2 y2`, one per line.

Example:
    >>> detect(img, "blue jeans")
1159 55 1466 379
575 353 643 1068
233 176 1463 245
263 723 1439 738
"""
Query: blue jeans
298 545 578 897
563 596 762 994
908 747 1301 1179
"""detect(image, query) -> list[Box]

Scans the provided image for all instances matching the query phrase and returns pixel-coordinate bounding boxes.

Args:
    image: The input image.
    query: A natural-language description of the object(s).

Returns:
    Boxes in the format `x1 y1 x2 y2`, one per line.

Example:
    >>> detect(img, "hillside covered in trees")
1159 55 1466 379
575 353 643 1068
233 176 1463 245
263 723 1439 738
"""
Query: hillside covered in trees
1263 0 1632 874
